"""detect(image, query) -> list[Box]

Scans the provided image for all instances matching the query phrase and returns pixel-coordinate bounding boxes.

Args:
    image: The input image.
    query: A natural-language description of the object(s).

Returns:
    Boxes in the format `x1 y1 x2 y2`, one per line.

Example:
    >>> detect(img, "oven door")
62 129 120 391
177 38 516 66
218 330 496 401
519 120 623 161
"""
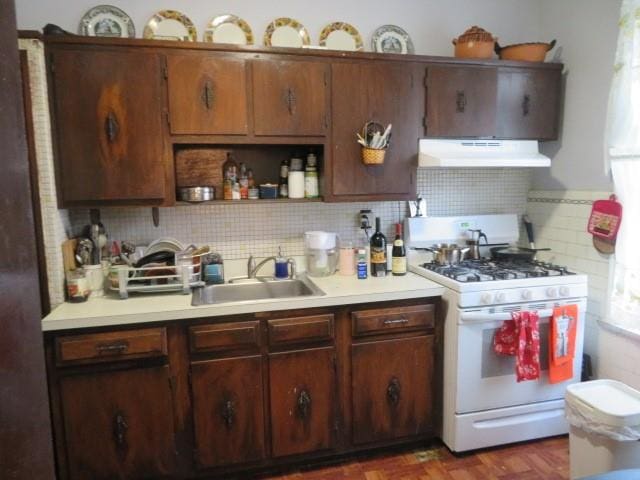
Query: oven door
456 299 586 414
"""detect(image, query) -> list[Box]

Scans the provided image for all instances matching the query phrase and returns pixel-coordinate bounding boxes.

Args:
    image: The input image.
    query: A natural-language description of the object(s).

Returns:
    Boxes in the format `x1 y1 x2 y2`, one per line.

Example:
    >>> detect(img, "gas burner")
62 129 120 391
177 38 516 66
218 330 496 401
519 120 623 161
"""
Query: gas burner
419 259 575 283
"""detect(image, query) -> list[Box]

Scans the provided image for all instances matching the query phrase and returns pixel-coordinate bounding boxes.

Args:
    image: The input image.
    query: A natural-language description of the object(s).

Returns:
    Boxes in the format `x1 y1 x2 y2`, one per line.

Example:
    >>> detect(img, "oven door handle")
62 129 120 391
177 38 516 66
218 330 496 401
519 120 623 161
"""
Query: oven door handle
460 309 554 323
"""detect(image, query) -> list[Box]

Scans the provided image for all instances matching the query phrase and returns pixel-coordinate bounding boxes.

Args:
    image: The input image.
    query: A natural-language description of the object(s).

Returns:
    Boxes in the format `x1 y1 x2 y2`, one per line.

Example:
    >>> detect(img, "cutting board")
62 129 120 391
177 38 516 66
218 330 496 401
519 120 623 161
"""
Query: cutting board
61 238 78 273
175 148 229 199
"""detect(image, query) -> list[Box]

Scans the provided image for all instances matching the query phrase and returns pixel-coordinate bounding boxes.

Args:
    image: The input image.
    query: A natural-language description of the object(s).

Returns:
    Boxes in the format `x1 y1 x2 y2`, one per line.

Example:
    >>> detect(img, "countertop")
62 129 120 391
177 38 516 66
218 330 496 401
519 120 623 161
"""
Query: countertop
42 272 445 332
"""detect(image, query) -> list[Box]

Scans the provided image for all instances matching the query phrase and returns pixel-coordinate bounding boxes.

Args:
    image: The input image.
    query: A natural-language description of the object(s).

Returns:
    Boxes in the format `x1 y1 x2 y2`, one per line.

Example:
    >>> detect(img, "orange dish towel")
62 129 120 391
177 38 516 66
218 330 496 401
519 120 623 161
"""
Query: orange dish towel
549 305 578 384
494 311 541 382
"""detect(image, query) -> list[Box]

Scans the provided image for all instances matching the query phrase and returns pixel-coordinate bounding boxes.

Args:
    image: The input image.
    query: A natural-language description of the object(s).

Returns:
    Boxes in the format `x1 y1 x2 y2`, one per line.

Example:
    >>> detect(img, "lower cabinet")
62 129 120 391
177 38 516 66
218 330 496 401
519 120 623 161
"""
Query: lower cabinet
58 366 177 480
352 336 435 444
190 355 266 468
269 347 337 457
47 299 439 479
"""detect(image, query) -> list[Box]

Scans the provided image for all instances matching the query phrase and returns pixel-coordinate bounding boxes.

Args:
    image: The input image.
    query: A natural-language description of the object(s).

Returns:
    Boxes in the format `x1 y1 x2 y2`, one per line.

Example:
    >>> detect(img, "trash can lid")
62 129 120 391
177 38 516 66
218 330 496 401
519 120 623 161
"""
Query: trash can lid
567 379 640 428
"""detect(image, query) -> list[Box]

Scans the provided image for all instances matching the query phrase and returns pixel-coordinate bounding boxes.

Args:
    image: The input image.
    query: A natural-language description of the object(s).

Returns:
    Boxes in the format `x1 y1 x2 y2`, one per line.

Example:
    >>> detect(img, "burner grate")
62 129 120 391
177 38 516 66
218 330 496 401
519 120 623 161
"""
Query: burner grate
419 259 575 283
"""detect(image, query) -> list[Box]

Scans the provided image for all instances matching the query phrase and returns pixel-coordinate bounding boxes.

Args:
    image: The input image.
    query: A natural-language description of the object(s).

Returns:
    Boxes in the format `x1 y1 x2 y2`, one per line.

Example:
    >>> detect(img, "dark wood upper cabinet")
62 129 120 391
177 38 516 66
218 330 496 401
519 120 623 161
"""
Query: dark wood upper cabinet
58 366 177 480
190 356 266 468
425 65 498 138
496 68 561 140
167 54 249 135
268 346 336 457
426 64 562 140
49 47 168 206
330 62 424 200
252 59 328 136
352 335 434 445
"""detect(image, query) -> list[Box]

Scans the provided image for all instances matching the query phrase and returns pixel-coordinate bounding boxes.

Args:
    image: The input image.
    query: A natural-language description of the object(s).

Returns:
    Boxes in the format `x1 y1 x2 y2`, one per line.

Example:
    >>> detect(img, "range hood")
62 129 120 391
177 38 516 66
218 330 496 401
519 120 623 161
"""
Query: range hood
418 139 551 168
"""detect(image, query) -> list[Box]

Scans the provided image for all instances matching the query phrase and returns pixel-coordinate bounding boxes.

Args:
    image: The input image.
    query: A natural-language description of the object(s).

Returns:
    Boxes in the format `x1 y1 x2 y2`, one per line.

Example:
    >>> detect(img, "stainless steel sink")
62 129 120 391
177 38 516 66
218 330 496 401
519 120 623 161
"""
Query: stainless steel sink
191 275 325 306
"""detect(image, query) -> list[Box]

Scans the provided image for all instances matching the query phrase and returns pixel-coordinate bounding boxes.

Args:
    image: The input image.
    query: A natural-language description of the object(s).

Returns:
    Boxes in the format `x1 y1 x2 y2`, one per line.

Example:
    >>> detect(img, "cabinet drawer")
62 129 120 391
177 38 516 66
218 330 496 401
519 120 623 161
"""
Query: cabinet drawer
268 315 334 347
55 328 167 366
352 304 434 337
189 321 260 353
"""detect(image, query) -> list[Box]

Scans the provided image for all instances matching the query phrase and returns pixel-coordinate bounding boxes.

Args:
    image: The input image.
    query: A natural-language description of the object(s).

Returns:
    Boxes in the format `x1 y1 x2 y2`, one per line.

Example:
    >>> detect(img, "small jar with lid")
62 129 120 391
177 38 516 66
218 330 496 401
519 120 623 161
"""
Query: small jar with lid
66 269 90 303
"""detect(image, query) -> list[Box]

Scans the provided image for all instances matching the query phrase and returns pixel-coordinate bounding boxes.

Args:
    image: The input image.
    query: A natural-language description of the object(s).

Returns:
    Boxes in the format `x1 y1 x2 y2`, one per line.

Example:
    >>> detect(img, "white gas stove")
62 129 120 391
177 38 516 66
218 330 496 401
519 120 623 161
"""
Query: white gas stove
406 214 588 452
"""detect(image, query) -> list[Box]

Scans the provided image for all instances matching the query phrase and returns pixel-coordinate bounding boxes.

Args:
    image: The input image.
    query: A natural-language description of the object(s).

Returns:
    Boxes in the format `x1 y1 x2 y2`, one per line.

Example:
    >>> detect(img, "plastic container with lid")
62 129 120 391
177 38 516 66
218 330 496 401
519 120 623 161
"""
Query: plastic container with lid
566 379 640 479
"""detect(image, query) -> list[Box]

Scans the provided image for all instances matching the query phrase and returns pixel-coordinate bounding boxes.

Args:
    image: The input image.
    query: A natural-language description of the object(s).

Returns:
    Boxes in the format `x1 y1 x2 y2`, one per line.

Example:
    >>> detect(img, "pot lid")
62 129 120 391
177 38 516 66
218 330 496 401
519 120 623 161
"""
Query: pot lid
455 26 495 43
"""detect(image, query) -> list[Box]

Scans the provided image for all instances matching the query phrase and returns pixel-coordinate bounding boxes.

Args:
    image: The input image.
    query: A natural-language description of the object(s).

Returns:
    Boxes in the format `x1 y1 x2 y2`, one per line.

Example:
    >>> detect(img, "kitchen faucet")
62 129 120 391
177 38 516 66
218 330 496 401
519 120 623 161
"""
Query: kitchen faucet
247 255 296 279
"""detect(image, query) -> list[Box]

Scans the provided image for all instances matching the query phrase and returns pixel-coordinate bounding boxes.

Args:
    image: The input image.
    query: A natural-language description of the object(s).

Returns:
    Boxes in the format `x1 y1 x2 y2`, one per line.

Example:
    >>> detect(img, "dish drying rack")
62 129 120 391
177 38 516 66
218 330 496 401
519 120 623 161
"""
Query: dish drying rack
110 251 205 299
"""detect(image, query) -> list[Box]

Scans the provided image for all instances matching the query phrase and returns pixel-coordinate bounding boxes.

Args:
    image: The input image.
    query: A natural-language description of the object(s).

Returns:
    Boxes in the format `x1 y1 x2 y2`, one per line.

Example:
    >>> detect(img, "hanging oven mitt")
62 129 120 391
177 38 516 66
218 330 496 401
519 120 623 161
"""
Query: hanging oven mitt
548 305 578 384
516 311 541 382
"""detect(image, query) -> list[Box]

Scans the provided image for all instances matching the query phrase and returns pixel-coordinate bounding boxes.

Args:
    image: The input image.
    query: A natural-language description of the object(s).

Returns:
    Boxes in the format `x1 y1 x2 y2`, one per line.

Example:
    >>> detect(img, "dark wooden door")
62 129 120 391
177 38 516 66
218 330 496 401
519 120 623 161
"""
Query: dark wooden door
191 356 265 468
269 347 336 457
59 366 177 479
1 4 56 477
497 68 561 140
425 65 498 138
352 336 434 445
330 62 424 199
167 54 248 135
49 47 167 205
252 59 328 136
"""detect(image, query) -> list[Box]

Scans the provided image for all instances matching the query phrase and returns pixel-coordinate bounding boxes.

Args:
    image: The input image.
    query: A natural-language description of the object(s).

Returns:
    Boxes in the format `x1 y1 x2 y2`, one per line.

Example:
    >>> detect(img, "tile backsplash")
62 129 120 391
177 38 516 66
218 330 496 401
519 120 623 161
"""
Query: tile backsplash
69 168 532 261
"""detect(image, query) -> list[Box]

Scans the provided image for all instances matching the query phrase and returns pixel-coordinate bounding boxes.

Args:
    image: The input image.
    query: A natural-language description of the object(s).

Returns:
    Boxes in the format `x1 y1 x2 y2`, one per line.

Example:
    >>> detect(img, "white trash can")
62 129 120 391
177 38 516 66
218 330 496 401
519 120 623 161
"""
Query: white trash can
566 380 640 479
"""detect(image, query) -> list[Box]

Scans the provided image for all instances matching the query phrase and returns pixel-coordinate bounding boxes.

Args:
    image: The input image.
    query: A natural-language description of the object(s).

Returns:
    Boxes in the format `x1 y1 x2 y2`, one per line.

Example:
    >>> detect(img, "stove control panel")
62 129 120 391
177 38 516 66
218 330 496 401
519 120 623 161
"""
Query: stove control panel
459 282 589 308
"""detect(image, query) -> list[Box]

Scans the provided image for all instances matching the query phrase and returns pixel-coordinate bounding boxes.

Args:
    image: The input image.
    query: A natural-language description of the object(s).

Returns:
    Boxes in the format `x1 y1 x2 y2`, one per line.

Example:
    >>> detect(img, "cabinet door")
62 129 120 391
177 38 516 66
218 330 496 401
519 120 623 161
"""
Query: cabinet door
425 65 498 138
49 48 167 205
167 54 248 135
331 62 424 199
252 60 328 136
190 356 265 468
269 347 336 457
59 366 176 480
352 336 434 445
497 68 561 140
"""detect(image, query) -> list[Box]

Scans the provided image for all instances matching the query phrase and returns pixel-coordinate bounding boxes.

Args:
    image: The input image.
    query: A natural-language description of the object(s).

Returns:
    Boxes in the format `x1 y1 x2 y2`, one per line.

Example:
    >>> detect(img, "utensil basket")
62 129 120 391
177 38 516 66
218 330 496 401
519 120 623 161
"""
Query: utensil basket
109 250 206 299
361 146 386 165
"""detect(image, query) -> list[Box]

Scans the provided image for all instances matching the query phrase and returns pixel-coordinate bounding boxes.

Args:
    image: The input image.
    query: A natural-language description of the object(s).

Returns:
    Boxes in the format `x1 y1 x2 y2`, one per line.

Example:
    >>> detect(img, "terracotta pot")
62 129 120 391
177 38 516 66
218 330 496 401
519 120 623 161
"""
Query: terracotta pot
452 26 496 59
495 40 556 62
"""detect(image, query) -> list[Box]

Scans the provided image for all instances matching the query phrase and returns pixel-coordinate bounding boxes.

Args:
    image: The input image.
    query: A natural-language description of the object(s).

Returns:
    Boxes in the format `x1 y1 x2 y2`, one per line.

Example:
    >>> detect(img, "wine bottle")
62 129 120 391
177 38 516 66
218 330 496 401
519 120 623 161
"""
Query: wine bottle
370 217 387 277
392 223 407 276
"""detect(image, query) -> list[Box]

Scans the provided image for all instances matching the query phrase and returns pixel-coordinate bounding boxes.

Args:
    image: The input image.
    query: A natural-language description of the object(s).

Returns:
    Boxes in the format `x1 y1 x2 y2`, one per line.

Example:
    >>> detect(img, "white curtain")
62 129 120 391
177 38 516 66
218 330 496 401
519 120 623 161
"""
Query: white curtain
606 0 640 331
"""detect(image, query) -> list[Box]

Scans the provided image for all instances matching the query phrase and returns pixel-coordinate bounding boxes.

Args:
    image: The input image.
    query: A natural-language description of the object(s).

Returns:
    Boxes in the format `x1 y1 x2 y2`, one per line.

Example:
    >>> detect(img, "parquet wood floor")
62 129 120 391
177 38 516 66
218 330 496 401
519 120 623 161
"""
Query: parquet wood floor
263 436 570 480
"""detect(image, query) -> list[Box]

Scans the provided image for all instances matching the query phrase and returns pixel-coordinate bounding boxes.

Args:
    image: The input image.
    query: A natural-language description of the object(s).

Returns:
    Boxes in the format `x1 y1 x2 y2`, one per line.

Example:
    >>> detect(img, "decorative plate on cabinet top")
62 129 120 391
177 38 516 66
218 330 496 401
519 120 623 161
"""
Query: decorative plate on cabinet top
143 10 197 42
264 17 310 48
203 14 253 45
371 25 414 54
78 5 135 38
319 22 363 51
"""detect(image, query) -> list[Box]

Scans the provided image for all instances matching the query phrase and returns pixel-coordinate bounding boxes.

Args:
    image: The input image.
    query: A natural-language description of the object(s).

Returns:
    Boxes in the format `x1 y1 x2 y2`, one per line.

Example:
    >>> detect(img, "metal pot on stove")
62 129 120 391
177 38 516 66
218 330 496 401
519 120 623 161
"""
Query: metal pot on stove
427 244 471 265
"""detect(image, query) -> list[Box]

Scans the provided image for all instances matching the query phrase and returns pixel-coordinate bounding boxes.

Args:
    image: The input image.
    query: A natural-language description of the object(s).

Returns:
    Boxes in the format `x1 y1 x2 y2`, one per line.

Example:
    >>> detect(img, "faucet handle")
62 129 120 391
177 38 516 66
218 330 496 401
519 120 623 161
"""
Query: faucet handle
286 257 297 279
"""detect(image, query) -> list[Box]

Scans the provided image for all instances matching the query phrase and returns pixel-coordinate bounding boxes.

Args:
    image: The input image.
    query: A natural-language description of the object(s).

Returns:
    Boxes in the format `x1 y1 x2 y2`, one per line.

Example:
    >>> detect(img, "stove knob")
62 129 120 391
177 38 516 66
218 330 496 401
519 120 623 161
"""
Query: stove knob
480 293 493 304
521 289 533 300
495 292 506 303
546 287 558 298
559 286 570 297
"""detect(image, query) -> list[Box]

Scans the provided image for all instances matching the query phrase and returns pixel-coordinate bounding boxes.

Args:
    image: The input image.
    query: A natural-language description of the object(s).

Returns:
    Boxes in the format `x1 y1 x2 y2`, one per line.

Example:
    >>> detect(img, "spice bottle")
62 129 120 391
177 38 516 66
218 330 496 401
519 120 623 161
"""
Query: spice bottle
304 152 319 198
278 158 290 198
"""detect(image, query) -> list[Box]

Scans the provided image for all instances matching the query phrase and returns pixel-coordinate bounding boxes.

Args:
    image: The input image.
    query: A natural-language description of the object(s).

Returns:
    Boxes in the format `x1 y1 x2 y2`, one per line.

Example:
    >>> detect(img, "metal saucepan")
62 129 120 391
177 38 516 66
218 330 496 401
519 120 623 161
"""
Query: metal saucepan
425 244 470 265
